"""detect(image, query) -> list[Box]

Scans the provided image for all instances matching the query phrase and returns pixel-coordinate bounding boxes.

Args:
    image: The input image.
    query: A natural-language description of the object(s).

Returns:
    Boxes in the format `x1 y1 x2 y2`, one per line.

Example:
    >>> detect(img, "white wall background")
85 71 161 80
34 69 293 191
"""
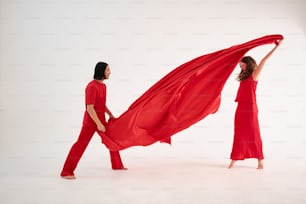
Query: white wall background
1 0 306 203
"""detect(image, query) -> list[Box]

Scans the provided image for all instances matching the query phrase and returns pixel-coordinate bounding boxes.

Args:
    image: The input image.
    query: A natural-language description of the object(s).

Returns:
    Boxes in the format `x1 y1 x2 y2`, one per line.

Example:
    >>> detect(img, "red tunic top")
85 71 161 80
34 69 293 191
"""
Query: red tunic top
235 75 257 103
83 80 107 126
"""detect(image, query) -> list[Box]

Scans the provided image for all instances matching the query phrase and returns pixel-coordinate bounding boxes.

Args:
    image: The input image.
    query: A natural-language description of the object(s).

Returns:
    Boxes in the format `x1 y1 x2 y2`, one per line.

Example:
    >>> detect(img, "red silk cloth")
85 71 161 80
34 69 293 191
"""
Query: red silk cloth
101 34 283 151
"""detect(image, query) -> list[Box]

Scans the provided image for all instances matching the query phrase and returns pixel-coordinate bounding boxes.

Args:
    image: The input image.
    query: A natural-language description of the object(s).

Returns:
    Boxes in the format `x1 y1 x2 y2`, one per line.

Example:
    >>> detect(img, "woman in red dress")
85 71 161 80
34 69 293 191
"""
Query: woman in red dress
228 40 282 169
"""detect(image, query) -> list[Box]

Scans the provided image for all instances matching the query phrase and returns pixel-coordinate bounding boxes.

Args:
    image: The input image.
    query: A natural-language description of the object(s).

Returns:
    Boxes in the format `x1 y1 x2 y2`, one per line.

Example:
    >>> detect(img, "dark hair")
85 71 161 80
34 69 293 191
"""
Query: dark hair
94 62 108 80
237 56 257 81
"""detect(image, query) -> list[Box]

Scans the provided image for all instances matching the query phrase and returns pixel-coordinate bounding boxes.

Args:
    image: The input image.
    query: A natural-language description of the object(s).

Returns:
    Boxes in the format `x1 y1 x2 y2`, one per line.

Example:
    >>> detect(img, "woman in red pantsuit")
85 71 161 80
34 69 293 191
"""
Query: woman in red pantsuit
61 62 127 179
228 40 282 169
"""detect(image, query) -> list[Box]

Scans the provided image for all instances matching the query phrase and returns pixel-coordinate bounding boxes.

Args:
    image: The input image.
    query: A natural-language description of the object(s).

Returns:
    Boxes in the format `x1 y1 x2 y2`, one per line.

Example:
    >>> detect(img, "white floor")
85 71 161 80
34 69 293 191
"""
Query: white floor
1 129 305 204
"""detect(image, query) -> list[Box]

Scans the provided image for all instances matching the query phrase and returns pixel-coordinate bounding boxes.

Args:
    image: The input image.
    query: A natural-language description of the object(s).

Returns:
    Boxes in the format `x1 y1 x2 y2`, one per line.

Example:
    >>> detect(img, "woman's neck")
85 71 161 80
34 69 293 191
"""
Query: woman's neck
95 79 104 84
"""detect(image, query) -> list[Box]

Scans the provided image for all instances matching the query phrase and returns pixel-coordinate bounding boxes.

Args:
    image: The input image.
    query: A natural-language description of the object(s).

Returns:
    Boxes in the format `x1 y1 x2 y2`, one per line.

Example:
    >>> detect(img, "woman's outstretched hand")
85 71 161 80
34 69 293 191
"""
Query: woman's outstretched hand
275 39 283 46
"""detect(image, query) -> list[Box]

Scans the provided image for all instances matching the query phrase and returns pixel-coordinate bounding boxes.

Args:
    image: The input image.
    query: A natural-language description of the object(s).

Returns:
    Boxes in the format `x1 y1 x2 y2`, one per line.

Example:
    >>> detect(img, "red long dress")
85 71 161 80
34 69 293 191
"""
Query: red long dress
230 75 264 160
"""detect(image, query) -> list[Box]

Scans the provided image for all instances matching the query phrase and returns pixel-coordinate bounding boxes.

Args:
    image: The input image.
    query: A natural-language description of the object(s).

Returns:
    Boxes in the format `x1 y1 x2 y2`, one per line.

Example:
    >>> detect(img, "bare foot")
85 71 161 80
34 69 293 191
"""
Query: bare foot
228 160 236 169
61 175 76 180
257 160 264 170
113 167 128 170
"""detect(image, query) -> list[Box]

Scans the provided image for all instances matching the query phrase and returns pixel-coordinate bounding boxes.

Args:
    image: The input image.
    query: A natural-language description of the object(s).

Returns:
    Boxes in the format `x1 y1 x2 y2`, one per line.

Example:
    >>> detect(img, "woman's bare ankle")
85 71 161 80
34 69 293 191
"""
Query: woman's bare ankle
228 160 236 169
257 159 264 169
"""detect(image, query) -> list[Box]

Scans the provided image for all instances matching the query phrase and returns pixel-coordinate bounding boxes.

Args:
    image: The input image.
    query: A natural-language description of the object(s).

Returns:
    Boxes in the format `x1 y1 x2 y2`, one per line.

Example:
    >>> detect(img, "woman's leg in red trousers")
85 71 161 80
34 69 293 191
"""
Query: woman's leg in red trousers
109 151 126 170
60 125 95 177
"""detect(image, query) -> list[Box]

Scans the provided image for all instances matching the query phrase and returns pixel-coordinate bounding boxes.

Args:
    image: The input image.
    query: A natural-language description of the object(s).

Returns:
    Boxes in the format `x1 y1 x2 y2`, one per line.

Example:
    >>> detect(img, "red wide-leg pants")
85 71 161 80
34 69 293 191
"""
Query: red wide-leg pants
60 124 124 177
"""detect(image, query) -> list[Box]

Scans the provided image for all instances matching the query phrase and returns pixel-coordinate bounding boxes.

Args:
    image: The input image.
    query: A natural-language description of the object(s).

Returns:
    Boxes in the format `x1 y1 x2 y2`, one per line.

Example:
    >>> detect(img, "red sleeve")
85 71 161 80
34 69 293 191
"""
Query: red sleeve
85 84 96 105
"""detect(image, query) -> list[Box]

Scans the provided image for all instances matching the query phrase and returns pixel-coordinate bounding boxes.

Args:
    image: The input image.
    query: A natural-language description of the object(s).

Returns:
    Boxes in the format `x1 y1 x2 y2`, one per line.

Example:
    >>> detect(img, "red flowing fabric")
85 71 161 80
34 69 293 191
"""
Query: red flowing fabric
100 34 283 151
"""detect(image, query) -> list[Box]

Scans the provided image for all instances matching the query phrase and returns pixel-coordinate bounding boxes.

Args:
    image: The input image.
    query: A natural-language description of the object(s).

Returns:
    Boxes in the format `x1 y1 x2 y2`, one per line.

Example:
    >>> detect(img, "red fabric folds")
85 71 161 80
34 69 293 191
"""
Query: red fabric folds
102 34 283 151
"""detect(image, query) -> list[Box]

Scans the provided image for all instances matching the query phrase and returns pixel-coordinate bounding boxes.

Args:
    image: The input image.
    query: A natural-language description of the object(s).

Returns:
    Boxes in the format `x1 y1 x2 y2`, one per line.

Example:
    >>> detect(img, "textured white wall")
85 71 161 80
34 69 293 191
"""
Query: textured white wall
0 0 305 167
1 1 306 203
